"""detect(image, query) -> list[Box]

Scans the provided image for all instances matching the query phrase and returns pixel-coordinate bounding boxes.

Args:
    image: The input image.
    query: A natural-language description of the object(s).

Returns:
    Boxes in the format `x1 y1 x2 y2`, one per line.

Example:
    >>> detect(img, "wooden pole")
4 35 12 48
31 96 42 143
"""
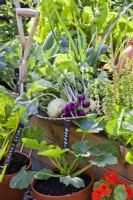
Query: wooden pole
16 8 40 94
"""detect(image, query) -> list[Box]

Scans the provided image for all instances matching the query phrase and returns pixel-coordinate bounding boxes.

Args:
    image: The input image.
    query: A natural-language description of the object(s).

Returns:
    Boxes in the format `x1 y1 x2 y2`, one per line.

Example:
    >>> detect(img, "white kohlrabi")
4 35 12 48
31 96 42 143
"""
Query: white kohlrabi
47 98 67 117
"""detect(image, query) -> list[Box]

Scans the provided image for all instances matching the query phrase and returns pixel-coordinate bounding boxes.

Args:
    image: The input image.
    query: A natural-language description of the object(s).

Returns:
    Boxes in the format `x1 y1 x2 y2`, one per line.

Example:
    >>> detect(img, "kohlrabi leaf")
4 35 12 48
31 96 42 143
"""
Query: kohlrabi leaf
22 138 54 151
16 92 31 102
18 98 38 117
90 153 118 167
20 125 45 142
75 114 104 133
125 147 133 164
60 176 85 188
114 184 127 200
38 146 69 158
35 168 53 180
10 166 35 189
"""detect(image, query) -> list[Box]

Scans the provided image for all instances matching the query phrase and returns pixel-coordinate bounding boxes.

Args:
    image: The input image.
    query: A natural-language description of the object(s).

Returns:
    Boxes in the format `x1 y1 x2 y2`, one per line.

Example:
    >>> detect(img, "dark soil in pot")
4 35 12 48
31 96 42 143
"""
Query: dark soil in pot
34 172 92 196
0 152 30 175
0 152 31 200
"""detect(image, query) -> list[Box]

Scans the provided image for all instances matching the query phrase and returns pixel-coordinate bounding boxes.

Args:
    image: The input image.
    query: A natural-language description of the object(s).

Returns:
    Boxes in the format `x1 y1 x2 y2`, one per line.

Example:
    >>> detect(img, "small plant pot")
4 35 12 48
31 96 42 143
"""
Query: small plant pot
0 152 32 200
31 170 94 200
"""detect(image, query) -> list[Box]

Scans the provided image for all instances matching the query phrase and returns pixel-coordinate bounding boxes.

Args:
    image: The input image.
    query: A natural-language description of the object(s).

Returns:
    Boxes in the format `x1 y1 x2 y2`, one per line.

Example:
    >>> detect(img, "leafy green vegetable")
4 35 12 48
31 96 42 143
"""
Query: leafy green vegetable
10 166 35 190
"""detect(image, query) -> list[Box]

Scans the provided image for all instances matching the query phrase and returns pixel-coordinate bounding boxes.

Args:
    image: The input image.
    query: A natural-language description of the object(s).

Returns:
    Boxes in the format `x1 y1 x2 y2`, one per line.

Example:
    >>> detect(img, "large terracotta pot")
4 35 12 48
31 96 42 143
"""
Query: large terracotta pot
117 39 133 71
0 152 32 200
31 170 94 200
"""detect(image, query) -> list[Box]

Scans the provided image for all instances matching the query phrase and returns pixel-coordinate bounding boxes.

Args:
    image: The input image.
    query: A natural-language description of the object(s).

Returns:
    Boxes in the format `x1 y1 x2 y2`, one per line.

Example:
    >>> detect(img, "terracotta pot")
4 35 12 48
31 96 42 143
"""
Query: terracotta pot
0 152 32 200
117 39 133 71
31 170 94 200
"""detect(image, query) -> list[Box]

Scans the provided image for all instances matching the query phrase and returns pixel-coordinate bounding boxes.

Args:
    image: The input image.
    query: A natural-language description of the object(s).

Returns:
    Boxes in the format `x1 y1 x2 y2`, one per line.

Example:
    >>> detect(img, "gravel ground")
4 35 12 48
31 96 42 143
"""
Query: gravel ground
23 188 34 200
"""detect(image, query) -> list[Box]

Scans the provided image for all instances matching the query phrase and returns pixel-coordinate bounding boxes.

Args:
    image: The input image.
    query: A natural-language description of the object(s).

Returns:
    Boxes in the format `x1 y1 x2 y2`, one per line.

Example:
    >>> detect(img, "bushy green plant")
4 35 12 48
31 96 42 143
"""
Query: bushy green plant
102 68 133 164
10 114 121 189
0 85 45 182
0 39 21 91
33 0 133 51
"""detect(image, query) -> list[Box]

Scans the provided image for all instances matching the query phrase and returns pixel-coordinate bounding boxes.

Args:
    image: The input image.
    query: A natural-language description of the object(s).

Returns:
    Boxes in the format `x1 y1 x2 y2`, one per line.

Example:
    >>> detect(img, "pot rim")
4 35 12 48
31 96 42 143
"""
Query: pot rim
31 170 94 198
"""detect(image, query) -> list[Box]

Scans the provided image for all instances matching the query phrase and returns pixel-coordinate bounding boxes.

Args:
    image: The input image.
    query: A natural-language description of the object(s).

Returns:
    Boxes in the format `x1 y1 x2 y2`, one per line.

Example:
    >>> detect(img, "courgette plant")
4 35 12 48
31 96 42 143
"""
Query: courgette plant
10 114 121 189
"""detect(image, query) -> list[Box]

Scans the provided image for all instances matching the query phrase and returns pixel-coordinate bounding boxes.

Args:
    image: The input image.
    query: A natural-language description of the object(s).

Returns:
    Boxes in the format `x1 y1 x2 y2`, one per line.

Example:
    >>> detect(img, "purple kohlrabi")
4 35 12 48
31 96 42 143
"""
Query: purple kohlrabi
77 94 85 102
62 107 69 115
82 100 90 108
73 101 79 108
66 102 74 110
77 110 86 116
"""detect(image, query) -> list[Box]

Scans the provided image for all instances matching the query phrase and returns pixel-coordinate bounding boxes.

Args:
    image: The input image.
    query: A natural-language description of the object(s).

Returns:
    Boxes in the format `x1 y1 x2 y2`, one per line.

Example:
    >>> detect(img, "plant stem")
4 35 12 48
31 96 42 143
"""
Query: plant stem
35 172 64 178
68 155 80 173
36 93 58 100
48 157 62 171
71 163 93 177
110 33 116 99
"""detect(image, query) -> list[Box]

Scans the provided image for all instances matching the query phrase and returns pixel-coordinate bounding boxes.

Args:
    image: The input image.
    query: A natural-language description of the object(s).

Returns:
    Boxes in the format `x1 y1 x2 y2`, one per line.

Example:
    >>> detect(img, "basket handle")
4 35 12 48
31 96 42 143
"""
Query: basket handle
16 8 40 94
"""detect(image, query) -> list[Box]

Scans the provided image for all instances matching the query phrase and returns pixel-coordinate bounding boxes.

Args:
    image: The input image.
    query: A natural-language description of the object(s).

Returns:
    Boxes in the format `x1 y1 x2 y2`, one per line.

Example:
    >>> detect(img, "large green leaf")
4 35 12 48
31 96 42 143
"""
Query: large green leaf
10 166 35 189
20 125 45 143
114 184 127 200
94 1 109 31
35 168 53 180
95 141 121 159
82 6 94 24
3 111 19 134
71 140 94 156
18 98 38 117
54 54 79 76
71 140 103 157
27 79 53 94
22 138 54 151
90 153 118 167
0 86 15 121
105 108 125 136
123 116 133 132
60 176 85 188
38 146 69 158
125 147 133 164
75 114 104 133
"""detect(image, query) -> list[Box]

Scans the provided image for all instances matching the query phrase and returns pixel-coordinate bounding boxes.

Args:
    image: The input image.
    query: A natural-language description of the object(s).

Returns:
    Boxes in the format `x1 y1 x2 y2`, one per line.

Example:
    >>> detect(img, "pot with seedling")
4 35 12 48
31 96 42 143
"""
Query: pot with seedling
10 114 121 200
0 86 45 200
